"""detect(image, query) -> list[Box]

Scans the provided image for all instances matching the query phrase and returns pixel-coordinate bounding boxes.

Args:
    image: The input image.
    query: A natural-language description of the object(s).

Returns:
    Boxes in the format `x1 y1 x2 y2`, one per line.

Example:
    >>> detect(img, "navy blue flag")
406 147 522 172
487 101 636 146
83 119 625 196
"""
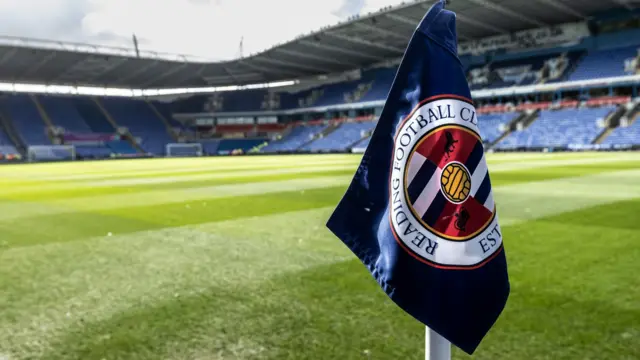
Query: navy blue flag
326 0 509 354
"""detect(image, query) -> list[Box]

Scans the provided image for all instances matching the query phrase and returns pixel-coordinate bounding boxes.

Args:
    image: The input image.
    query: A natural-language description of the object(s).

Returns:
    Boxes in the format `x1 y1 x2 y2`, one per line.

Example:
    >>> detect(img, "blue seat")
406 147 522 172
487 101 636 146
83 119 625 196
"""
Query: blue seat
602 117 640 145
100 98 172 155
262 125 327 152
497 106 615 148
478 112 519 143
569 46 638 81
3 95 50 145
302 122 377 151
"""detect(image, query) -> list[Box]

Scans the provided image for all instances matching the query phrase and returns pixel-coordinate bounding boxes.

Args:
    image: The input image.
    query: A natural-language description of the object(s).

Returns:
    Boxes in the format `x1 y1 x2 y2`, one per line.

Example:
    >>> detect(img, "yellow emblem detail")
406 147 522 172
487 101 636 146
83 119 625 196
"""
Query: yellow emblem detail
440 162 471 203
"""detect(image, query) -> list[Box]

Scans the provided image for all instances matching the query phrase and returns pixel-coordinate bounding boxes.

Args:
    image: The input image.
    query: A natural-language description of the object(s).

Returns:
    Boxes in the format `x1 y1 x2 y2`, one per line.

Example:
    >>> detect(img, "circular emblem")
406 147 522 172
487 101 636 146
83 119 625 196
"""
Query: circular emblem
389 97 502 269
440 162 471 204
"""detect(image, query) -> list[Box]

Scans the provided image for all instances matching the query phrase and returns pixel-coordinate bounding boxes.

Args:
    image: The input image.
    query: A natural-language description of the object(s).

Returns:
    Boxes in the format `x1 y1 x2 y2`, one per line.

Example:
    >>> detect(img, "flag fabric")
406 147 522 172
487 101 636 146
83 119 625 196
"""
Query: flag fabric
326 0 509 354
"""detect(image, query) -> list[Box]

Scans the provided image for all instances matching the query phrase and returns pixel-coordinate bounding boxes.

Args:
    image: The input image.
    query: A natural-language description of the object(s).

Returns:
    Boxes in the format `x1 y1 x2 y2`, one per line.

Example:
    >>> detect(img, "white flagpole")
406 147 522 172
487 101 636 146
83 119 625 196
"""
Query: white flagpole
425 327 451 360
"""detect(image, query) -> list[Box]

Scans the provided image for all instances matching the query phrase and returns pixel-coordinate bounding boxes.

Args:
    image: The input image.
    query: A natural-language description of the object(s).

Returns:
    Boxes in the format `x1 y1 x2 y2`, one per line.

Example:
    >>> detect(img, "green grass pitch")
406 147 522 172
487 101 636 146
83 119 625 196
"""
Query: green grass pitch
1 152 639 360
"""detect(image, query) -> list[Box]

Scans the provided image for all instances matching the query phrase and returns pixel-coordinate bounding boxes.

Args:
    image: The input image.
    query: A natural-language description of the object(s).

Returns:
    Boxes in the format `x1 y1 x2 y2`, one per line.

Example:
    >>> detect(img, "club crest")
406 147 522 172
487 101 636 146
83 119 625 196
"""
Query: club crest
389 97 503 269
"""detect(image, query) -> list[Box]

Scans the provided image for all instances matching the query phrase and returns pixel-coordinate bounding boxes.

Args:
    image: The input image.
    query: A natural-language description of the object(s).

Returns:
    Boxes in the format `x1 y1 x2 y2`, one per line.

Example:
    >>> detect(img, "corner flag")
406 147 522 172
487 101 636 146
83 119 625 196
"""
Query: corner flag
326 0 509 354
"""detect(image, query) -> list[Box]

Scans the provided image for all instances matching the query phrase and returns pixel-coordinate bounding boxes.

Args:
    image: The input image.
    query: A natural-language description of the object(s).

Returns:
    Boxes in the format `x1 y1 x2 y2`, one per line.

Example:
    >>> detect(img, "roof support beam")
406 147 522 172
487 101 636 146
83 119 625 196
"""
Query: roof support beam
252 56 329 73
113 60 160 85
239 60 302 77
455 12 509 33
48 56 94 83
299 40 381 61
463 0 547 27
85 58 130 82
174 64 210 87
221 65 241 85
21 52 57 77
530 0 588 18
326 32 405 53
274 48 358 66
0 48 18 66
353 21 408 40
385 13 419 28
203 73 261 82
140 63 189 88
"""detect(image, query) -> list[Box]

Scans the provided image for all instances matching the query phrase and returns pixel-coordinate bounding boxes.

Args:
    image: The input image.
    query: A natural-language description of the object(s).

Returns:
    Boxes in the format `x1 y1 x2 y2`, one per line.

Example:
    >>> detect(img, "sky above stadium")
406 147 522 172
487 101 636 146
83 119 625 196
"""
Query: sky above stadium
0 0 406 60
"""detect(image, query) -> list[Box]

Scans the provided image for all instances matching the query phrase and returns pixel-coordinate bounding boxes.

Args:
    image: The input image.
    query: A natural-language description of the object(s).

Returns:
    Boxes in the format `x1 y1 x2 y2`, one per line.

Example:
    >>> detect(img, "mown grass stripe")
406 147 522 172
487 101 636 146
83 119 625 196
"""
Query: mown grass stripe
3 199 640 360
0 207 353 360
0 186 346 249
0 164 357 195
3 158 361 183
0 176 351 222
0 155 361 178
0 170 356 201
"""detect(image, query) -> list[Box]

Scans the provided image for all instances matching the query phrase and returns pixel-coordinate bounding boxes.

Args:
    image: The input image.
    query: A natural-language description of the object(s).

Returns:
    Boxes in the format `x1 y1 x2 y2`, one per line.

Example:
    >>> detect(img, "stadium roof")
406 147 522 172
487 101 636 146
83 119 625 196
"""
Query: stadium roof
0 0 630 89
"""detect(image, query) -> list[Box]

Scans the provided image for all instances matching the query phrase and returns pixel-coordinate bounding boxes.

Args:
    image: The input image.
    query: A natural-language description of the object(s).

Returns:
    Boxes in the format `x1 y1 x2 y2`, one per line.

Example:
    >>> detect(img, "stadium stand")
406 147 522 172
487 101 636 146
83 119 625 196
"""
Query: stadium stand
351 136 372 153
497 106 616 148
602 103 640 145
0 128 19 159
217 139 266 154
569 46 639 81
470 55 543 89
100 97 172 155
602 121 640 146
2 95 51 145
359 68 396 102
262 124 327 152
73 98 116 133
0 5 638 161
107 140 139 155
74 145 112 159
39 95 93 133
477 112 519 144
302 121 376 152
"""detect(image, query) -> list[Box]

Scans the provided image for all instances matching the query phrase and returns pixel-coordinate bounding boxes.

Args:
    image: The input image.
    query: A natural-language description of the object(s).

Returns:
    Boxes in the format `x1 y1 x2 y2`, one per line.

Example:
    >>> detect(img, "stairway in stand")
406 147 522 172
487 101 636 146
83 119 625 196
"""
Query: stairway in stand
92 97 146 154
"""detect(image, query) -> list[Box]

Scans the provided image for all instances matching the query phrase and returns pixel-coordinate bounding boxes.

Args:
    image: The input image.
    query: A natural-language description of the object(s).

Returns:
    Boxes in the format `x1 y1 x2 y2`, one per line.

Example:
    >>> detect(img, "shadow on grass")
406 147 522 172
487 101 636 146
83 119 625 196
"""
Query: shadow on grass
39 255 639 360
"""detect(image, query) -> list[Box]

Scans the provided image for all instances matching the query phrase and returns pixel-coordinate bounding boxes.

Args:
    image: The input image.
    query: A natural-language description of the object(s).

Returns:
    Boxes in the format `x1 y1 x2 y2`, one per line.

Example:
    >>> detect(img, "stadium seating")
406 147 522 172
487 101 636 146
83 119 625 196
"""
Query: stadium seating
262 125 327 152
74 145 112 159
313 81 364 107
200 140 220 155
0 128 19 157
468 53 582 90
217 139 266 153
359 68 396 102
302 121 376 151
38 96 93 133
106 140 138 155
602 117 640 145
101 98 172 155
478 112 519 143
73 98 116 133
569 46 639 81
150 101 184 129
351 136 371 151
2 95 51 145
497 106 615 148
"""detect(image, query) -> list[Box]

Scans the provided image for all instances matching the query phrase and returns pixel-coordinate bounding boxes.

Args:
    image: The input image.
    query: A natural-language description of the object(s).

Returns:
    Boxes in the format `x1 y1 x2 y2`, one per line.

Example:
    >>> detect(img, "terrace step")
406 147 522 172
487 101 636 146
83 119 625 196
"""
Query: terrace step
593 104 627 144
146 100 178 142
92 97 145 154
0 109 25 154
